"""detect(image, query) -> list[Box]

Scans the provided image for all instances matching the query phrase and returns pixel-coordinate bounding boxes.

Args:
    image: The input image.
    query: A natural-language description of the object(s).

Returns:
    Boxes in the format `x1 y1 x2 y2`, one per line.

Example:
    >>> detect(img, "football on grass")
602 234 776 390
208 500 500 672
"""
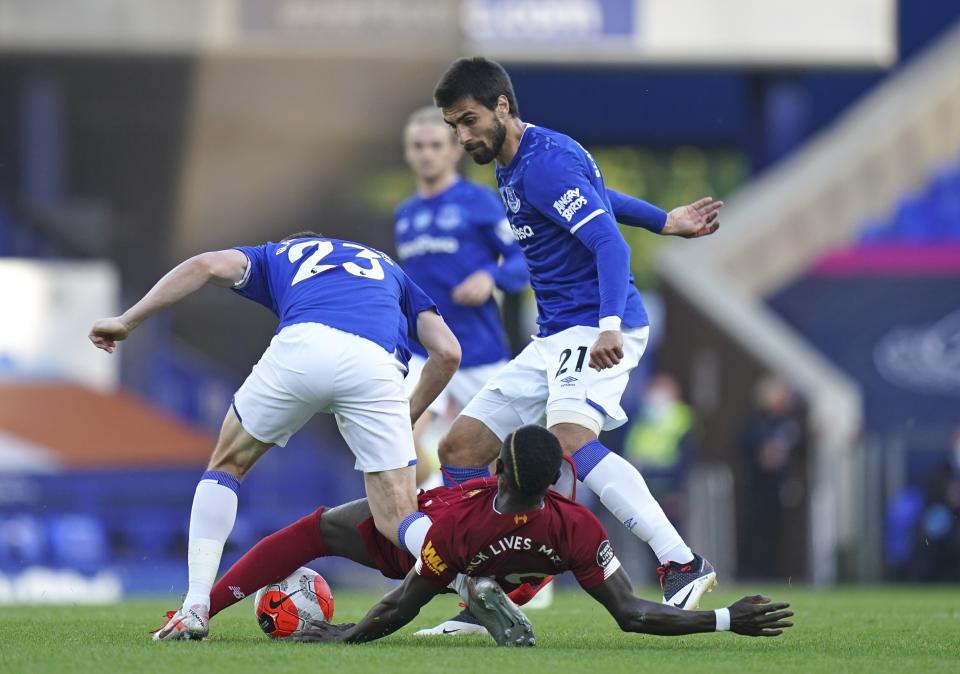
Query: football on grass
253 567 335 638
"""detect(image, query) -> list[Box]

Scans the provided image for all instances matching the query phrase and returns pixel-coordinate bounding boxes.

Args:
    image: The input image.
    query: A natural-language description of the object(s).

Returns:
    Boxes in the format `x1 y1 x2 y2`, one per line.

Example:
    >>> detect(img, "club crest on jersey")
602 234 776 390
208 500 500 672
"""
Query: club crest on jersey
500 186 522 213
436 204 462 230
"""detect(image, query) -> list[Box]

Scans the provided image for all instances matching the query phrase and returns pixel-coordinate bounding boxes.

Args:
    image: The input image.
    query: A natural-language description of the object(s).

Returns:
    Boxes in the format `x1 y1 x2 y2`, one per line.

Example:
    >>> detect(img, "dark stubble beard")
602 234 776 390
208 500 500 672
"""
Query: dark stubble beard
470 117 507 165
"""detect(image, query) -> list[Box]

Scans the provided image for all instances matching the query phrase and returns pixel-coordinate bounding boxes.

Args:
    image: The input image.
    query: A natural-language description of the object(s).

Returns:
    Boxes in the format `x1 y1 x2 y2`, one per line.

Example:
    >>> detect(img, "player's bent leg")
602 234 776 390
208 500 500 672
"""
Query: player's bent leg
363 465 418 548
162 409 274 641
207 499 380 620
206 407 274 478
550 417 716 608
436 414 503 484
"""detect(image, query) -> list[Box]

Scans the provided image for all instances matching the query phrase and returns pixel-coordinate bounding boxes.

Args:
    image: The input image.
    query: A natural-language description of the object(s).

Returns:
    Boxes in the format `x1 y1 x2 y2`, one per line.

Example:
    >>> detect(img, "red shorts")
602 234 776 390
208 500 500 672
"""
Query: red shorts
353 482 490 579
356 516 416 580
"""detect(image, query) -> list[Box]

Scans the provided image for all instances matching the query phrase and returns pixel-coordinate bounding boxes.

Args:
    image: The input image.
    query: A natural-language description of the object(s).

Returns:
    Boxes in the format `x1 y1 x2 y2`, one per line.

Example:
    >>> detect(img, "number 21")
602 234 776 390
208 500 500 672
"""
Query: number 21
556 346 588 378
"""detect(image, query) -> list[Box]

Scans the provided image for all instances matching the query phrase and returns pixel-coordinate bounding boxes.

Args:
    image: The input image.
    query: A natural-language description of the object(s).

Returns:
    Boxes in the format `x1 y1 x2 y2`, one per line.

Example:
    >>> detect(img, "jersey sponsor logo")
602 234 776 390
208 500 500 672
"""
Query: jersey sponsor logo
396 235 460 259
488 535 533 556
422 540 448 576
500 186 522 213
495 218 515 246
511 223 535 241
553 187 588 222
513 514 528 526
596 539 615 568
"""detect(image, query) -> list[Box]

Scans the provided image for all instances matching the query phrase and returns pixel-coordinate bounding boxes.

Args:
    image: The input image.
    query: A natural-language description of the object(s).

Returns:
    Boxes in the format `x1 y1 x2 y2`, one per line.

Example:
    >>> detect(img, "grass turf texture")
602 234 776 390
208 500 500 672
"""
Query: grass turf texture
2 585 958 674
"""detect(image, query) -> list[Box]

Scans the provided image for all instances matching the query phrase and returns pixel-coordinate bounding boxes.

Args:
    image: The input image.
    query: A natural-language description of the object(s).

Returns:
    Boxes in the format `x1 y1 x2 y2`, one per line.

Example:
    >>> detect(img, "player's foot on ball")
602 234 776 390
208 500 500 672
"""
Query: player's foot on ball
151 604 209 641
466 577 536 647
413 608 489 638
659 553 717 610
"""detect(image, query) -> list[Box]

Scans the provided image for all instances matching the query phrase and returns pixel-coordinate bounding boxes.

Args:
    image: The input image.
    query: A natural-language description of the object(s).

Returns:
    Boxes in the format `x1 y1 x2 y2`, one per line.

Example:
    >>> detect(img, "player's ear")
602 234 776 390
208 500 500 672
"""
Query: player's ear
495 94 510 118
494 458 505 476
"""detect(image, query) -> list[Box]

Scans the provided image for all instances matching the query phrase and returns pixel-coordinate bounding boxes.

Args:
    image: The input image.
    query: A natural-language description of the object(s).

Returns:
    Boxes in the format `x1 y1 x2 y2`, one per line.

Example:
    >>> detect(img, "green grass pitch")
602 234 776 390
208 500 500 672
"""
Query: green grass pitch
2 584 958 674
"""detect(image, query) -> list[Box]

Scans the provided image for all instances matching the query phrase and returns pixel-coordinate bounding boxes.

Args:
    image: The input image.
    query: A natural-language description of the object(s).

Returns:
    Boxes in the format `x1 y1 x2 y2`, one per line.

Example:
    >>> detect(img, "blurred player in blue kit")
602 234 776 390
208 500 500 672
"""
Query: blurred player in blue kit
406 57 726 636
394 106 528 487
89 232 463 640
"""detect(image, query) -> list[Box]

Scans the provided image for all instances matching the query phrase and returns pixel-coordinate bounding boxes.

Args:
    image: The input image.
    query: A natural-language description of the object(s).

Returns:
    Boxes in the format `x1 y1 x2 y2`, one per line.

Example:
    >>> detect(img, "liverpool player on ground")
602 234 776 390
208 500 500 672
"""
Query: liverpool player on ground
400 56 724 633
203 426 792 646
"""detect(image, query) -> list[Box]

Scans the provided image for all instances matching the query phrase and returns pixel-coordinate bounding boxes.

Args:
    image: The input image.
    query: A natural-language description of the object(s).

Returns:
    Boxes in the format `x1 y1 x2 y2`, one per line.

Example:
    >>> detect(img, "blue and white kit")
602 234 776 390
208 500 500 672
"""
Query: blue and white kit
462 124 665 436
230 236 436 472
395 177 527 413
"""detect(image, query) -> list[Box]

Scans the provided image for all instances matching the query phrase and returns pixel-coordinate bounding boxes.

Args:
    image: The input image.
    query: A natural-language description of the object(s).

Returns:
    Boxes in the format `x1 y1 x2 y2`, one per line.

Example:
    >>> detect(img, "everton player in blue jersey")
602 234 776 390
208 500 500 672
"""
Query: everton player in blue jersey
397 57 725 635
395 106 528 487
89 232 465 640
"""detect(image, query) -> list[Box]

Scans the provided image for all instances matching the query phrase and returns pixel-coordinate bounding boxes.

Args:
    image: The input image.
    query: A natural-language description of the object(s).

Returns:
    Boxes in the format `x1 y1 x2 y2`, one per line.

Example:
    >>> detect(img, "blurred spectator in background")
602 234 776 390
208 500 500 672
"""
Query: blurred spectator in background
738 376 803 578
623 373 694 522
912 427 960 581
602 373 694 583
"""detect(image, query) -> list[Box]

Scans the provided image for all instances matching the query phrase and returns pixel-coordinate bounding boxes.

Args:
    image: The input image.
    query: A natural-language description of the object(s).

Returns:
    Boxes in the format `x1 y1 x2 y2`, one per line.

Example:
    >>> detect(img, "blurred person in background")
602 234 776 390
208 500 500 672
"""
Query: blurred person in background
394 106 528 488
912 427 960 581
88 232 463 640
738 376 803 579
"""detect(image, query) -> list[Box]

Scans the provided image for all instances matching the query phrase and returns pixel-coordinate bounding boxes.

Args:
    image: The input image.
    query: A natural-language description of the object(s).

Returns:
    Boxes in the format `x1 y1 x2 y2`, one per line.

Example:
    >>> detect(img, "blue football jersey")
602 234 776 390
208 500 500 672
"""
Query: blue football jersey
495 125 648 336
232 237 436 368
394 178 527 368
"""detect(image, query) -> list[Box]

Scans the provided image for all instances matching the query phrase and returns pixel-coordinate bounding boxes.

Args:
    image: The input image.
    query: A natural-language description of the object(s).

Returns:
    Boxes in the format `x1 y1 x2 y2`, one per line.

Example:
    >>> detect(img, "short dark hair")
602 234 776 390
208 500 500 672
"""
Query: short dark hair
501 425 563 497
281 231 323 242
433 56 519 117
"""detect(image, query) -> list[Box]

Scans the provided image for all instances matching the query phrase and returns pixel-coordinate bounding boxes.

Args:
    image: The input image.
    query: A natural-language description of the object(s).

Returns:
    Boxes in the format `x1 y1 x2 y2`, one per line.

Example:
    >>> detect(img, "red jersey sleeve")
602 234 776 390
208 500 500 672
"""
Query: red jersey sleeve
413 517 460 588
563 505 622 590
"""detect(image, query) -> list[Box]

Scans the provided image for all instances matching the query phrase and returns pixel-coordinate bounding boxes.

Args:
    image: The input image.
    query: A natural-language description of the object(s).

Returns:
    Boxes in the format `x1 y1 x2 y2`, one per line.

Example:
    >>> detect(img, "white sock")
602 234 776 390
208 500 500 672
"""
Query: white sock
398 511 470 599
574 441 693 565
182 471 239 610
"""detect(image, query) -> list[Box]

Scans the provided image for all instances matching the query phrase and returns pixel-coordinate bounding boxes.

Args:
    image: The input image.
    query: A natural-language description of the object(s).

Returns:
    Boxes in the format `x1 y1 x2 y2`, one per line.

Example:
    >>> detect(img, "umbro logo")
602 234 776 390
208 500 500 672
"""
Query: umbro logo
560 376 578 387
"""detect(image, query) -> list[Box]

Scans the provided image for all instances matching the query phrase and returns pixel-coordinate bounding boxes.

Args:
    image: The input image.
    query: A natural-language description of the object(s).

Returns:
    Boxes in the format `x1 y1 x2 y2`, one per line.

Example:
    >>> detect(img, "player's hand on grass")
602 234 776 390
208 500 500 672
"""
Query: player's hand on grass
729 595 794 637
291 620 357 643
589 330 624 371
89 317 134 353
451 270 495 306
662 197 723 238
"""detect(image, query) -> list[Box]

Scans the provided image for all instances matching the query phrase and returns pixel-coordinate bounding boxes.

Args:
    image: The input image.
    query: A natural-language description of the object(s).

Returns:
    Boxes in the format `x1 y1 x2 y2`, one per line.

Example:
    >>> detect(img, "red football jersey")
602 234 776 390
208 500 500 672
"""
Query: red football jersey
414 478 620 591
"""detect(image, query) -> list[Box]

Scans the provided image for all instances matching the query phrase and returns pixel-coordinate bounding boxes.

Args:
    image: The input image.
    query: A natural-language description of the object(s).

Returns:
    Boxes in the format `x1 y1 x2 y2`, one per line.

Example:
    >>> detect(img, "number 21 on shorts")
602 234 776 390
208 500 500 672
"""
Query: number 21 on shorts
556 346 588 379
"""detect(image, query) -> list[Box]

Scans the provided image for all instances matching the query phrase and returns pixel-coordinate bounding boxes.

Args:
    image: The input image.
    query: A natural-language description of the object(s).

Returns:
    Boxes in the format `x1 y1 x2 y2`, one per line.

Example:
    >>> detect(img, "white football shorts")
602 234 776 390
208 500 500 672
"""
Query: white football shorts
232 322 416 473
403 354 508 416
460 324 650 439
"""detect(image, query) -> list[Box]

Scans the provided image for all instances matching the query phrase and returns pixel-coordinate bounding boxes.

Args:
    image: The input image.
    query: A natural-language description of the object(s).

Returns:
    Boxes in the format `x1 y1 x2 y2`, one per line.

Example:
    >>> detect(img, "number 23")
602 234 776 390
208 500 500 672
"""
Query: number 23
287 241 389 286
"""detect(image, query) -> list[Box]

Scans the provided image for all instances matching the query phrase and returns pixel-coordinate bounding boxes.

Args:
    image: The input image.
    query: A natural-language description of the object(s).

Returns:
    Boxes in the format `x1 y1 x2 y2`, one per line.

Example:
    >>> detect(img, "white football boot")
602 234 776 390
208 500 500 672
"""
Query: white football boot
152 604 209 641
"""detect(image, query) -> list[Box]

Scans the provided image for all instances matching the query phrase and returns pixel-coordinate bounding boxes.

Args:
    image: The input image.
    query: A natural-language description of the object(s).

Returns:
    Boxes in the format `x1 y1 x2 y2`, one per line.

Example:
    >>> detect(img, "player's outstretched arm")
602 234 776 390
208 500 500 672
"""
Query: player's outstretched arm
409 310 461 424
88 249 249 353
585 568 793 637
293 570 443 644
